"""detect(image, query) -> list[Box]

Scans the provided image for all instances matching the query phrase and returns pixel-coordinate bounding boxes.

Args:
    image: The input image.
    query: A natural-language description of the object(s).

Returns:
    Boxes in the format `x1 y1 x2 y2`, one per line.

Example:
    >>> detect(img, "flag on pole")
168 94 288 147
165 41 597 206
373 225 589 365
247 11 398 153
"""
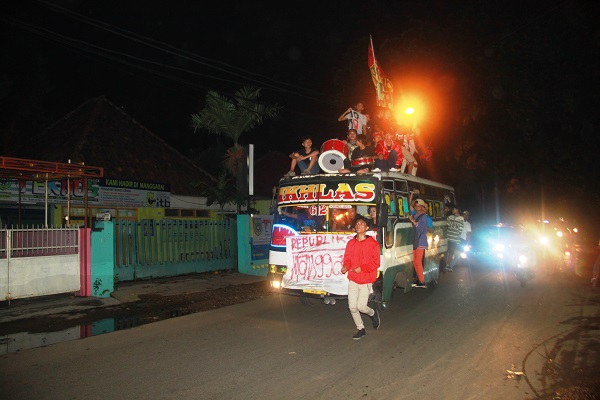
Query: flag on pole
368 36 393 110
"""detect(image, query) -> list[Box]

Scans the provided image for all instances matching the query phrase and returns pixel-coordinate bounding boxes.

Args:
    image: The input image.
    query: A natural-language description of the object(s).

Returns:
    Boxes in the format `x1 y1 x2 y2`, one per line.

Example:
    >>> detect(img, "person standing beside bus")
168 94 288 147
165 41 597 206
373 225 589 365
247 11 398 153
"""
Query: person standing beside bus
461 211 472 247
409 190 433 233
341 216 381 340
409 199 429 287
445 204 464 271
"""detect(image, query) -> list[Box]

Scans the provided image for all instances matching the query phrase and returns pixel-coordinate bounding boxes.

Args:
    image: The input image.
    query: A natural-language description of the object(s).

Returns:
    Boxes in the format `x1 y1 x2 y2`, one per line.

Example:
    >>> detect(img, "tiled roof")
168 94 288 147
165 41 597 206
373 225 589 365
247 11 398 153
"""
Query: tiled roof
17 96 215 196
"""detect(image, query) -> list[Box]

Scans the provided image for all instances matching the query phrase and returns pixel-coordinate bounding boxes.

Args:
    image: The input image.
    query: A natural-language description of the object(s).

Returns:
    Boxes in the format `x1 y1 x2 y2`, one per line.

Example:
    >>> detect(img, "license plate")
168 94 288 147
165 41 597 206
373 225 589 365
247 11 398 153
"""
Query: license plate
303 289 327 295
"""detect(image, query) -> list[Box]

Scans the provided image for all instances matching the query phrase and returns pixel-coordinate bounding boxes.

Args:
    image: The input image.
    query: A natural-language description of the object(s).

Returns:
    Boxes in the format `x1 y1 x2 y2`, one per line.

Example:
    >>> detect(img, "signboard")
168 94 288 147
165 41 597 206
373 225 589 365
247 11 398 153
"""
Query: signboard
277 182 376 205
251 215 273 262
0 178 171 208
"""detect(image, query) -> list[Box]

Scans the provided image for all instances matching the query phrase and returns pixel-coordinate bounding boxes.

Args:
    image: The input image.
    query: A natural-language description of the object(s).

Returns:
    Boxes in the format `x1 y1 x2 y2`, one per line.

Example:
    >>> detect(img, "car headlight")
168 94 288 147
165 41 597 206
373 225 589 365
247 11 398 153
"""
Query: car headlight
463 245 471 252
492 243 505 252
518 255 528 265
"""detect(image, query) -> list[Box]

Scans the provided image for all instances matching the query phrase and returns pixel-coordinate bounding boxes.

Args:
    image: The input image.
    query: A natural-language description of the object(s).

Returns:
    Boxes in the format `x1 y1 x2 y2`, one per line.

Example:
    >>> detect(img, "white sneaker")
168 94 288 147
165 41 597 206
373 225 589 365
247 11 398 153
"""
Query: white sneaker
372 168 381 172
389 167 399 172
301 169 311 175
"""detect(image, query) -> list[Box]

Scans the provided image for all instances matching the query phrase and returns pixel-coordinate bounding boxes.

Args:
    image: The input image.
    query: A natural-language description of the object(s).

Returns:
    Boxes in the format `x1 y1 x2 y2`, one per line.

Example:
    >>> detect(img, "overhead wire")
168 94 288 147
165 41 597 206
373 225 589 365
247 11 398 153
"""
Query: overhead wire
35 0 339 105
0 14 331 121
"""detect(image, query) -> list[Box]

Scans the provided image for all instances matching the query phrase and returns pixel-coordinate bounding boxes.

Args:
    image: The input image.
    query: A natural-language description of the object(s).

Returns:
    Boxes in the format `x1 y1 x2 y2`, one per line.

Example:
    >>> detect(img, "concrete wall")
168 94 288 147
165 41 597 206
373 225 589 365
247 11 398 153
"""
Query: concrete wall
0 254 80 300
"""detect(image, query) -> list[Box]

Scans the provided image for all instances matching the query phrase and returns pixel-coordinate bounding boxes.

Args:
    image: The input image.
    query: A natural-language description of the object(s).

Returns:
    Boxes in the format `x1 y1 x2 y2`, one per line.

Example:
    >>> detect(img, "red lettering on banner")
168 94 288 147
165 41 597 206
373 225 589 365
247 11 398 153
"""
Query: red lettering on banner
288 253 345 282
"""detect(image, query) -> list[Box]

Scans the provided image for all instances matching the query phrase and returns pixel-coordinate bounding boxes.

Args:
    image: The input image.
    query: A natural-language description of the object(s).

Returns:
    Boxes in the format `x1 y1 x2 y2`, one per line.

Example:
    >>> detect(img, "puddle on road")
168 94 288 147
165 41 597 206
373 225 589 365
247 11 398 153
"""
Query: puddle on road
0 309 192 355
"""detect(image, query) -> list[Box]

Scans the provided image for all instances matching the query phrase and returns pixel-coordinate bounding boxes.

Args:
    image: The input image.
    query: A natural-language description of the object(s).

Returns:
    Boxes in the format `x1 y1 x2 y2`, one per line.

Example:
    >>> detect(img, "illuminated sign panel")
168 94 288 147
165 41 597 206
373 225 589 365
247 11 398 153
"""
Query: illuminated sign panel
278 182 376 205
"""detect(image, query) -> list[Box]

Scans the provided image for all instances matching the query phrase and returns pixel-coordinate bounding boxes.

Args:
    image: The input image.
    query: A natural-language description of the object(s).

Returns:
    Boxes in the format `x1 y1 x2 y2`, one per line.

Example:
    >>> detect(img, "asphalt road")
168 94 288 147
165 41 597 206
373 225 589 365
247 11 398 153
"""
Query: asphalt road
1 262 598 400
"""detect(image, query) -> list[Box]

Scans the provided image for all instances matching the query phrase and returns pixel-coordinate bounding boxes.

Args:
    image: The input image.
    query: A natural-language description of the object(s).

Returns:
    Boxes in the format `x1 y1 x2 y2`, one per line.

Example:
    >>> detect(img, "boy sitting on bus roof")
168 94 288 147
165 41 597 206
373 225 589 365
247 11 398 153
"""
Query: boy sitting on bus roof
337 135 376 174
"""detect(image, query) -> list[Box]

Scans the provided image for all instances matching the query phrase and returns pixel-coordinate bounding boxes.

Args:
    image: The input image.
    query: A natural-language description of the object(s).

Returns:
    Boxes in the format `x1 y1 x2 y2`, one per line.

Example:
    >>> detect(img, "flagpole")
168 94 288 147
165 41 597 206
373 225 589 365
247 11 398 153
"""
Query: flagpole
370 35 378 65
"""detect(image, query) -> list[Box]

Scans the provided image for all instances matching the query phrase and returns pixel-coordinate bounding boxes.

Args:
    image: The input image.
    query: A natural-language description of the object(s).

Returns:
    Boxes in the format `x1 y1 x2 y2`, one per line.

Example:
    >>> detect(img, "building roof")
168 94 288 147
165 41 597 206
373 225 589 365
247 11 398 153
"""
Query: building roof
15 96 214 196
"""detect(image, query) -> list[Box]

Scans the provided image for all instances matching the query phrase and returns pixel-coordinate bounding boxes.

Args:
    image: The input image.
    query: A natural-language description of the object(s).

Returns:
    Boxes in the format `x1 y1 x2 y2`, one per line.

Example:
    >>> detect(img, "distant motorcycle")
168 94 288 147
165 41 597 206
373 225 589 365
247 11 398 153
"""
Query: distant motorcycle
511 252 535 288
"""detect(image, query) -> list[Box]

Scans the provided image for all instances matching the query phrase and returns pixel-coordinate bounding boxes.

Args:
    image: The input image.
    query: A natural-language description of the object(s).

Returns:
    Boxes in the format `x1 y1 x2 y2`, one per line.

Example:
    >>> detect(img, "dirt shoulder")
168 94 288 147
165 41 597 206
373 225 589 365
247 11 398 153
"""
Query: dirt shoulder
0 281 274 335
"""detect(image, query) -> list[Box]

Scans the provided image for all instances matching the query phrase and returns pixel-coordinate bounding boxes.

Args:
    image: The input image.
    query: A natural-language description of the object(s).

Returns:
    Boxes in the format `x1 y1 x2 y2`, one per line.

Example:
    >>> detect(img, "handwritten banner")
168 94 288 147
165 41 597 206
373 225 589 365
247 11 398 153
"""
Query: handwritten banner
283 234 354 295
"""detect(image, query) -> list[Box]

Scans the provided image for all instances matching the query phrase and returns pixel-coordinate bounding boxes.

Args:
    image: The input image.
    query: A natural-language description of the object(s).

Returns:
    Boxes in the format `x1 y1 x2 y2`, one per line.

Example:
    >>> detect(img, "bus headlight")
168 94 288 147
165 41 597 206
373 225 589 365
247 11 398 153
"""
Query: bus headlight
271 280 282 289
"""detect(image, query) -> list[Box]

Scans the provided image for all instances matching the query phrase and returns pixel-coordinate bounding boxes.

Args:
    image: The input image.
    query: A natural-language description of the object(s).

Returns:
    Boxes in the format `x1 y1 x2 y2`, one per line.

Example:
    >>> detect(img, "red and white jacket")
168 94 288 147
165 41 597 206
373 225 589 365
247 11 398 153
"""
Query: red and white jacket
375 140 404 167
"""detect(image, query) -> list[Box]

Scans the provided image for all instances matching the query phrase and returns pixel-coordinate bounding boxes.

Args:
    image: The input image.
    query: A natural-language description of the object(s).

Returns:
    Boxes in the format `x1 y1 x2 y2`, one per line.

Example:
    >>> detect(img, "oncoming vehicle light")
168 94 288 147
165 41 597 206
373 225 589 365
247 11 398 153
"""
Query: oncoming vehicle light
460 245 470 259
518 255 528 265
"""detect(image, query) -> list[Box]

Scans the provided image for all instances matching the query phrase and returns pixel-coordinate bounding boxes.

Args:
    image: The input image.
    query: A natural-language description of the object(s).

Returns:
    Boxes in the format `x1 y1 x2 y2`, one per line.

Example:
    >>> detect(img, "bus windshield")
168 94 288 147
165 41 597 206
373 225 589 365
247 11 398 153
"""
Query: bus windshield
277 204 376 234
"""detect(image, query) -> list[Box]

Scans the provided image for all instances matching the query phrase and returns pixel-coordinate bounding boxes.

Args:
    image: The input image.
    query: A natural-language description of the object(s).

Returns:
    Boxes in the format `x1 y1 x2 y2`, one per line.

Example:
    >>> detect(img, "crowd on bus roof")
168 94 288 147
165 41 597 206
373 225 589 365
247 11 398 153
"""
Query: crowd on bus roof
282 101 427 178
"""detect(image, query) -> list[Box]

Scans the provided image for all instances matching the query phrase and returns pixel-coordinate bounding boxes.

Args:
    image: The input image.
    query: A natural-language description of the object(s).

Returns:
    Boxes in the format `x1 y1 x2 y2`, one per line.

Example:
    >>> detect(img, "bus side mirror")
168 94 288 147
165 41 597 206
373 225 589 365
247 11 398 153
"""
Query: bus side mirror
377 204 388 227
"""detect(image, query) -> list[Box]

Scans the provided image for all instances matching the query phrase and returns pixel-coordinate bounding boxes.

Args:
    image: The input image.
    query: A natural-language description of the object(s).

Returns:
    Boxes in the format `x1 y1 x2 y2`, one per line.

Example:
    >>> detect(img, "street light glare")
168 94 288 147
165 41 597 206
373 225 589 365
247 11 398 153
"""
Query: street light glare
405 107 415 115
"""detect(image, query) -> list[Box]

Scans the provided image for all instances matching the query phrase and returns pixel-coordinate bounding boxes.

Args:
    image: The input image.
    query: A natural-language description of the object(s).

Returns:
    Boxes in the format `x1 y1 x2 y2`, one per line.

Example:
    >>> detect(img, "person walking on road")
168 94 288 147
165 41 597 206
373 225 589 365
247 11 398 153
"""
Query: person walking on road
445 204 464 271
341 216 381 339
461 211 472 246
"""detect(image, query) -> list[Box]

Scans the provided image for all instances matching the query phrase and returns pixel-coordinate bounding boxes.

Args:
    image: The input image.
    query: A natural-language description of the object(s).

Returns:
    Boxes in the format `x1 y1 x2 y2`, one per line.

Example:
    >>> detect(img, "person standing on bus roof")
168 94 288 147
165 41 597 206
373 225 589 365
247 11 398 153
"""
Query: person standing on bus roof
409 199 429 288
341 216 381 339
445 204 464 271
338 102 368 136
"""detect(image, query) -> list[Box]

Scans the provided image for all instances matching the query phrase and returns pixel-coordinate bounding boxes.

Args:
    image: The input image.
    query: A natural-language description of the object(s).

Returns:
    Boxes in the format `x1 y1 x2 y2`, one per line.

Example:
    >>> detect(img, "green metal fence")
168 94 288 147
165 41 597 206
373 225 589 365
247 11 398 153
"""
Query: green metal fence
113 219 236 282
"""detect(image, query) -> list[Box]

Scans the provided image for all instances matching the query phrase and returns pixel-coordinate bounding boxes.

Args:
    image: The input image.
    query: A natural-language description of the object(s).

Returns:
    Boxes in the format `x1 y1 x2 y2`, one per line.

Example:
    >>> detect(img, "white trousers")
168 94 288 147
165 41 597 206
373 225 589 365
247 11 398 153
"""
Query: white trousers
348 280 374 330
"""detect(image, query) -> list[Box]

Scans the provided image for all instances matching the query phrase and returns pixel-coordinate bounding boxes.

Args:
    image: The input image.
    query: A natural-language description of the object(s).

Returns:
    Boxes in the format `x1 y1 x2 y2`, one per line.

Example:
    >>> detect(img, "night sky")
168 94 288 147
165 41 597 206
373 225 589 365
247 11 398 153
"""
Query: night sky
1 1 599 234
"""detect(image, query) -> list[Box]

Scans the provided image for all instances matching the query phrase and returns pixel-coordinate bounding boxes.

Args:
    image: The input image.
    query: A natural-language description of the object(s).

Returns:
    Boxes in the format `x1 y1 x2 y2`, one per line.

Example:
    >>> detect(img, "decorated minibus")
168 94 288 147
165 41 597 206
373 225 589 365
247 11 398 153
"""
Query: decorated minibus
267 171 456 310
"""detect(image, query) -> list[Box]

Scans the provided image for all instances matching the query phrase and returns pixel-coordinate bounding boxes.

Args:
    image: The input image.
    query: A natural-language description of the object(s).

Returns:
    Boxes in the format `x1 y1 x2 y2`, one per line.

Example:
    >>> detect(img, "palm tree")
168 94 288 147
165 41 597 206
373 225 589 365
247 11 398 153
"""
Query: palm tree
192 169 246 218
190 86 281 175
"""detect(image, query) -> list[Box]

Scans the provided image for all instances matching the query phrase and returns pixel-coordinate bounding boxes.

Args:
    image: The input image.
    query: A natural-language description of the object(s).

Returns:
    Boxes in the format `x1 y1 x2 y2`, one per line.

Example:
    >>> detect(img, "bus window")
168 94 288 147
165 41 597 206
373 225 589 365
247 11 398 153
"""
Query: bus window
330 205 357 232
279 206 324 232
356 204 369 218
395 180 408 194
394 225 403 248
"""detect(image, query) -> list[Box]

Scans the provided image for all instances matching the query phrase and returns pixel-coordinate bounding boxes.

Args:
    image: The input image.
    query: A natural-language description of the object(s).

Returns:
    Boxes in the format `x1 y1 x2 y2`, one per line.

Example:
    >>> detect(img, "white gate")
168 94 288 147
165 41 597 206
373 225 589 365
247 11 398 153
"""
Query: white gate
0 227 82 301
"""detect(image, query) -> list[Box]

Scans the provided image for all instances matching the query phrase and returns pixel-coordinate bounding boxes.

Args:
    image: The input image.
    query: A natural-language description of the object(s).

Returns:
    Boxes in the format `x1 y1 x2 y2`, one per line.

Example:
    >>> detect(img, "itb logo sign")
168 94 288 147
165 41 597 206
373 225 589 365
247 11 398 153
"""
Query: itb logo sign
251 216 273 245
